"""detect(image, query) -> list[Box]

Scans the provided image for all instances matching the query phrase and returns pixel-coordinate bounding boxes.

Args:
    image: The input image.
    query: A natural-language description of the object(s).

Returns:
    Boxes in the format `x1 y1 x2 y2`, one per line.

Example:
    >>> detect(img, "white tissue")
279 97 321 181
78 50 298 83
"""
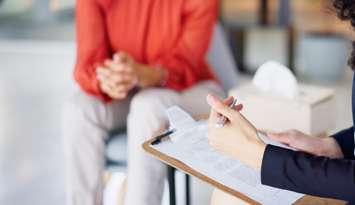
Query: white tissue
253 61 299 99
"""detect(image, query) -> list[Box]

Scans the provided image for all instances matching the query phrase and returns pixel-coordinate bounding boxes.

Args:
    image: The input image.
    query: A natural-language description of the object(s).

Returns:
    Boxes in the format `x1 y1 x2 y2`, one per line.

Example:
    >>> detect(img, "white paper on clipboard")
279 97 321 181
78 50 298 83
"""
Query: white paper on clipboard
152 106 304 205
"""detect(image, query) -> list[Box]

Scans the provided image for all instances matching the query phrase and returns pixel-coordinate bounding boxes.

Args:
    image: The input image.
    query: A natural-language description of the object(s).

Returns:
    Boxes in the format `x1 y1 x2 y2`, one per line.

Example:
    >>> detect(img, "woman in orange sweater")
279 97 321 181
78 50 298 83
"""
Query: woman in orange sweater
62 0 223 205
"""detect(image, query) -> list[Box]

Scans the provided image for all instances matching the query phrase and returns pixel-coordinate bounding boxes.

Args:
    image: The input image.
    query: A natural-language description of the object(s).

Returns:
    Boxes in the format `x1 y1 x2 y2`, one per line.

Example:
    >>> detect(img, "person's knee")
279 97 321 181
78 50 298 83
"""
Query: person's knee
129 89 180 116
127 89 180 140
63 92 101 120
62 92 105 143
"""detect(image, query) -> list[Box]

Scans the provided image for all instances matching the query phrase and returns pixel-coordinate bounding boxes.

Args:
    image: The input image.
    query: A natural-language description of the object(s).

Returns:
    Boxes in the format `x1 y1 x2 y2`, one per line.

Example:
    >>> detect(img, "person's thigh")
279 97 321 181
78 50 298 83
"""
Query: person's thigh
62 91 131 205
181 80 225 117
125 88 181 205
104 93 132 132
63 91 131 136
127 81 224 135
128 88 181 137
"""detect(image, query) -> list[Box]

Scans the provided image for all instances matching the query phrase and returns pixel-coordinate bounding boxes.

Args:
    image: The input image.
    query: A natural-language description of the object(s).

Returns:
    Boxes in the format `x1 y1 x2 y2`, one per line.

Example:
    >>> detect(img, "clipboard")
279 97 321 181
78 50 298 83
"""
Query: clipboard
143 130 259 204
143 130 346 205
142 107 346 205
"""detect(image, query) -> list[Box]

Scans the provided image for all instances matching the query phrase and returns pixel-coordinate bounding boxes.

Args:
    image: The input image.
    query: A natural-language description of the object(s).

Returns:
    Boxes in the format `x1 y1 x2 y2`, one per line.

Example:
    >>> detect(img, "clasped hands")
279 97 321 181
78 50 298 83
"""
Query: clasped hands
96 52 166 100
206 94 344 170
96 52 139 99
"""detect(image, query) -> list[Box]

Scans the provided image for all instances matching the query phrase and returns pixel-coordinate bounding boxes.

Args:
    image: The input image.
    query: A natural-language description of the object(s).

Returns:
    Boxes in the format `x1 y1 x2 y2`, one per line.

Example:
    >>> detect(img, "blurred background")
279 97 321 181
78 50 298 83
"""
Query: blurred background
0 1 354 205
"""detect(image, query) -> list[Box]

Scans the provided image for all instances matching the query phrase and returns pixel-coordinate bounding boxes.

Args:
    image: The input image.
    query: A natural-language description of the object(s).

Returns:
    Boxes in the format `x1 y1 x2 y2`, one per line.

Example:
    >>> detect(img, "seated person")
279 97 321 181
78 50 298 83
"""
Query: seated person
62 0 223 205
207 1 355 204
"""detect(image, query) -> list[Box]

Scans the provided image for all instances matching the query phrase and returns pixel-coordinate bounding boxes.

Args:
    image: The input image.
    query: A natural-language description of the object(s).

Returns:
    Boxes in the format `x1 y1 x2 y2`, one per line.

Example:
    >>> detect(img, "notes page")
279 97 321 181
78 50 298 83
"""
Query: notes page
152 121 304 205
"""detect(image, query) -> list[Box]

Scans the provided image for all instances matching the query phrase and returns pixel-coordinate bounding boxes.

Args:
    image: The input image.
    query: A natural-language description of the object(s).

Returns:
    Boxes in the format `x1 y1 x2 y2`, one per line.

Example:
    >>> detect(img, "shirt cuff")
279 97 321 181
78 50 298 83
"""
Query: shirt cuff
260 145 295 189
332 127 355 159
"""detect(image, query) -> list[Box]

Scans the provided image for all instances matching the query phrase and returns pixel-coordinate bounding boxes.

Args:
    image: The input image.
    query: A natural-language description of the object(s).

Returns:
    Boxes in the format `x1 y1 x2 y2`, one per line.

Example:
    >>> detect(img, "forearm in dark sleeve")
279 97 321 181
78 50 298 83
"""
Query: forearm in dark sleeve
332 127 355 159
261 145 355 202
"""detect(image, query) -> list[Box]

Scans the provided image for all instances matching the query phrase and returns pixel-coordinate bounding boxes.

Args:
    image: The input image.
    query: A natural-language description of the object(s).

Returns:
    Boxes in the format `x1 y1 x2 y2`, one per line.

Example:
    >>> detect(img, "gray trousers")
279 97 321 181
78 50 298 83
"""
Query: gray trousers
62 81 224 205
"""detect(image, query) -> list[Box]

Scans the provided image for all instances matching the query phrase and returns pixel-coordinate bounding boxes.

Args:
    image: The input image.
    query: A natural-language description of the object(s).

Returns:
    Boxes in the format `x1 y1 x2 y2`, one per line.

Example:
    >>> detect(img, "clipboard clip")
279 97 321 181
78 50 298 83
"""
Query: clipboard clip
152 106 197 145
151 129 176 145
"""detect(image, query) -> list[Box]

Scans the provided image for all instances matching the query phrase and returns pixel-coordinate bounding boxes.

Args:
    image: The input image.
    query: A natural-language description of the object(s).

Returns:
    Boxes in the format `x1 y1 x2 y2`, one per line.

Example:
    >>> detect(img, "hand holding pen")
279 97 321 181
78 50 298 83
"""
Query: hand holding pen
207 94 265 170
214 96 243 128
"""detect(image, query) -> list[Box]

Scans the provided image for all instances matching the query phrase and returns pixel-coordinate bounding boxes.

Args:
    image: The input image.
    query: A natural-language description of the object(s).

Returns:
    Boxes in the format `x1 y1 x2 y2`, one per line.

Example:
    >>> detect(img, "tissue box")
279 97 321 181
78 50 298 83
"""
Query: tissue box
230 83 335 136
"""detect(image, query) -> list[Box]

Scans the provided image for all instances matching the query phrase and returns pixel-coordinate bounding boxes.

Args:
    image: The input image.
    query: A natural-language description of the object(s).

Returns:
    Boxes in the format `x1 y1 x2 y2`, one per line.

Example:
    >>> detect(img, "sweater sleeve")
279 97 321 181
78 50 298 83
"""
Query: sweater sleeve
74 0 112 102
331 127 355 159
261 145 355 203
154 0 218 91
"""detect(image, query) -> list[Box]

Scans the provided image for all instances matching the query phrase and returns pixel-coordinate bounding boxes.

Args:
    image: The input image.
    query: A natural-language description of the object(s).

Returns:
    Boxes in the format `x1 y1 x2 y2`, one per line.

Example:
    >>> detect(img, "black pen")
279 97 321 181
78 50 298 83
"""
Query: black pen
151 129 176 145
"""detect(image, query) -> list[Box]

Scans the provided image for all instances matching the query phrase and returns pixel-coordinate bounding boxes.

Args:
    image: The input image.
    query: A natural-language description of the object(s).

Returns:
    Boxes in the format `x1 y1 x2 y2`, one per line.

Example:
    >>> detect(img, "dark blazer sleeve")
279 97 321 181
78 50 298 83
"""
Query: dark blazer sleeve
261 145 355 202
332 127 355 159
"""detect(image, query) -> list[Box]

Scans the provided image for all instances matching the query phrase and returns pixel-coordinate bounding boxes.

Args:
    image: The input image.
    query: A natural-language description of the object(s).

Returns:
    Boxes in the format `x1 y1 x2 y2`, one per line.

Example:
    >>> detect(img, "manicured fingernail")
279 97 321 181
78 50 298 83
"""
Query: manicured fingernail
234 104 243 111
